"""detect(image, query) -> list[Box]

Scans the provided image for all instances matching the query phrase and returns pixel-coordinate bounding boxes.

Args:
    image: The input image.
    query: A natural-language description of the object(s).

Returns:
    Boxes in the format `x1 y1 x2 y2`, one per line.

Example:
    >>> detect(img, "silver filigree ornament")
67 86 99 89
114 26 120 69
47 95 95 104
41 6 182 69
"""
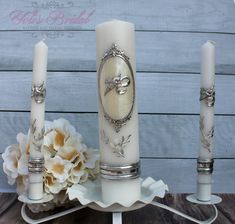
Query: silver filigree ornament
200 116 214 153
105 73 130 96
200 86 215 107
31 82 46 104
98 44 135 132
31 119 45 152
101 130 131 158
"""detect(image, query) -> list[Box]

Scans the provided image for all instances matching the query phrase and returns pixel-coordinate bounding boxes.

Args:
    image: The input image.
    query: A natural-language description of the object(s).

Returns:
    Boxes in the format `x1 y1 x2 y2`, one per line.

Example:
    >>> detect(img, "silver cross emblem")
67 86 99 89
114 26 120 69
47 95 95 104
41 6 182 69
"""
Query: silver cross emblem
104 74 130 96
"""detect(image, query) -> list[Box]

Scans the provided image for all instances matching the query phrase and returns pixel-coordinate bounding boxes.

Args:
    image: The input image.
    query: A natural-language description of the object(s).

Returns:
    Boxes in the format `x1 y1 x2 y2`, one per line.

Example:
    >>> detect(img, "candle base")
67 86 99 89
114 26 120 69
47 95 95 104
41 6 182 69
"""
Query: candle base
101 178 141 205
186 194 222 205
20 177 219 224
18 193 53 204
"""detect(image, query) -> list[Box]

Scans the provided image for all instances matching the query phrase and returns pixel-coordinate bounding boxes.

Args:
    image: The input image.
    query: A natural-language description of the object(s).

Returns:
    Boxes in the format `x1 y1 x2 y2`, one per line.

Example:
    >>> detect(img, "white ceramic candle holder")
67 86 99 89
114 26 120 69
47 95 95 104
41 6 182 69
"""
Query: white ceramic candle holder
19 177 221 224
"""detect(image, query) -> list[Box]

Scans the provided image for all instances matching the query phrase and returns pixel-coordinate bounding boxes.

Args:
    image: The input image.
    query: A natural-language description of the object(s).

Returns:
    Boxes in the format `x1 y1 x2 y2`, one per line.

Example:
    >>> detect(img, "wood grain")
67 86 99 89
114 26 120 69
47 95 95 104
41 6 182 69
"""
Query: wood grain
1 31 235 74
1 158 235 193
0 193 234 224
1 0 235 33
0 112 235 158
0 72 235 114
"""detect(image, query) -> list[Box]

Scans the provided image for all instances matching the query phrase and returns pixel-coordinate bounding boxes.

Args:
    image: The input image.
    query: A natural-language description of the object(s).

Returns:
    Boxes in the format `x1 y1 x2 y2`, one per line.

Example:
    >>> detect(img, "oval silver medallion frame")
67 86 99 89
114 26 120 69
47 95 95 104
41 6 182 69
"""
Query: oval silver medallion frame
98 44 135 132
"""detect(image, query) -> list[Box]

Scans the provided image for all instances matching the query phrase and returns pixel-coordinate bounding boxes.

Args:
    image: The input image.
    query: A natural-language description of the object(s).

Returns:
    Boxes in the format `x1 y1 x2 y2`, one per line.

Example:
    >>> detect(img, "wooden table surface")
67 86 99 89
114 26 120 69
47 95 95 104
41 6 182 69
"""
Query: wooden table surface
0 193 234 224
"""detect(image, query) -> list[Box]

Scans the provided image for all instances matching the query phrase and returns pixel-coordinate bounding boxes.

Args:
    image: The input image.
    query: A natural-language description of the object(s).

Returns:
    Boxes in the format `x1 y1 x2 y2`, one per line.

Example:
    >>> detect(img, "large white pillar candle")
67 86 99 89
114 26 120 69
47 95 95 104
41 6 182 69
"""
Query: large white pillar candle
197 41 215 201
96 20 140 205
28 40 48 200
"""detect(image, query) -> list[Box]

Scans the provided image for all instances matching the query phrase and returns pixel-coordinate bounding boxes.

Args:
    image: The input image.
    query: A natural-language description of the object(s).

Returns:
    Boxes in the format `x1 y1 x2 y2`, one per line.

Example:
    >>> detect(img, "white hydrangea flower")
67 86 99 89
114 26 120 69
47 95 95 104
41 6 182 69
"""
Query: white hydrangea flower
2 144 21 184
44 172 67 194
17 154 29 176
45 155 72 183
69 156 85 184
16 175 28 195
83 148 100 169
80 171 89 183
17 132 30 155
2 118 100 213
44 119 85 160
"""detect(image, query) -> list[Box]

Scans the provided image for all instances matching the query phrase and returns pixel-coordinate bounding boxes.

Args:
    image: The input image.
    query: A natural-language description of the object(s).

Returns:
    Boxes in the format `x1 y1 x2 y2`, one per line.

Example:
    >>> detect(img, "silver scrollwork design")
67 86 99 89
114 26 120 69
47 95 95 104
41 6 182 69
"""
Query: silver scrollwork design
200 86 215 107
105 73 130 96
31 119 45 152
200 116 214 153
31 82 46 104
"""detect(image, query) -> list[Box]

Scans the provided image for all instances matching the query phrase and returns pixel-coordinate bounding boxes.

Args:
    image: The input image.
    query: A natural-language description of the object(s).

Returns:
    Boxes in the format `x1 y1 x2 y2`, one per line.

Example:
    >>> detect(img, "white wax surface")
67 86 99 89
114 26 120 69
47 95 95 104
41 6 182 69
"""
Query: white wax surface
28 173 44 200
101 178 141 205
33 41 48 85
201 41 215 89
96 20 140 204
199 41 215 159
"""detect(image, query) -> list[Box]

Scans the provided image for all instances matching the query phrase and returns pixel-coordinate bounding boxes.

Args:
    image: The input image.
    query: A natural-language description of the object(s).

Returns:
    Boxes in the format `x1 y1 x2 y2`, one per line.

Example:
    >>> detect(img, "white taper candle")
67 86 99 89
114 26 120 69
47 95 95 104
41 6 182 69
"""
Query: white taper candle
28 40 48 200
197 41 215 202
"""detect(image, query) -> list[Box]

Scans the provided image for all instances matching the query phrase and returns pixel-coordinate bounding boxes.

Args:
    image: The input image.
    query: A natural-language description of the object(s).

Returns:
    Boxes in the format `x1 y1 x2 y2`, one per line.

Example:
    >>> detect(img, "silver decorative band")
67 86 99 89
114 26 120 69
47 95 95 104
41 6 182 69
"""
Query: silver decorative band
100 162 140 180
197 158 214 174
28 157 44 173
31 82 46 104
200 86 215 107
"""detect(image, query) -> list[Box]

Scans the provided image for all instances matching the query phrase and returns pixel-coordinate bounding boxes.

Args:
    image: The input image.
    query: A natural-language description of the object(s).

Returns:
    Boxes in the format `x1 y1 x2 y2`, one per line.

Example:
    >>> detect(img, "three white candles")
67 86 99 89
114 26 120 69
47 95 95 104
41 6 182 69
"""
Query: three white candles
96 20 140 205
197 41 215 201
28 40 48 200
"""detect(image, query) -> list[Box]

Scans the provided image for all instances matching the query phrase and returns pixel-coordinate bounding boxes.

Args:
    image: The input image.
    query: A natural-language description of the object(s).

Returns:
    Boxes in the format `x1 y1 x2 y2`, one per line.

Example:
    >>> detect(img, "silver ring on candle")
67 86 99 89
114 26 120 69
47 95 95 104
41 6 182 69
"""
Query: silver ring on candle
28 157 44 173
200 86 215 107
31 82 46 104
197 158 214 174
100 162 140 180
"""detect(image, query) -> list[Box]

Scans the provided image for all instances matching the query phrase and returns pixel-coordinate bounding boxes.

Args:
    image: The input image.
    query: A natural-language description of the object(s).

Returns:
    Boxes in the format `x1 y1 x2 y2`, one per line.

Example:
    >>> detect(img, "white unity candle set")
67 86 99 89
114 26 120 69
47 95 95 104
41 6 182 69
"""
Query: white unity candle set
26 21 216 204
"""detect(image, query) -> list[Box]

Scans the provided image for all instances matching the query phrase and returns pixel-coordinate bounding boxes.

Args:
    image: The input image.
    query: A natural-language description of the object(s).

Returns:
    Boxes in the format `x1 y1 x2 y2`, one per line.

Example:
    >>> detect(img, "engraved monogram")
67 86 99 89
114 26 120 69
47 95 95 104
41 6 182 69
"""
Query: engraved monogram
105 73 130 96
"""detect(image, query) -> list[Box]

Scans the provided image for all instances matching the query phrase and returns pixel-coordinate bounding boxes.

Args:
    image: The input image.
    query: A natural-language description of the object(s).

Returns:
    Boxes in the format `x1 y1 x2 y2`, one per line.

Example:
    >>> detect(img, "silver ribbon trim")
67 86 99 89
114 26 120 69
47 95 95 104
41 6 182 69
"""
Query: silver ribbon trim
197 158 214 174
200 86 215 107
28 157 44 173
31 82 46 104
100 162 140 180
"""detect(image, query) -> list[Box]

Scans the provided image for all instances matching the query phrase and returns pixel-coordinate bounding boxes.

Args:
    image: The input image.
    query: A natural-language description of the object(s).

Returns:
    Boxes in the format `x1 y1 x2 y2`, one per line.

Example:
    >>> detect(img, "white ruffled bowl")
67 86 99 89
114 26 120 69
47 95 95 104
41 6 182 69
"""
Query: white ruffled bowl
67 177 168 212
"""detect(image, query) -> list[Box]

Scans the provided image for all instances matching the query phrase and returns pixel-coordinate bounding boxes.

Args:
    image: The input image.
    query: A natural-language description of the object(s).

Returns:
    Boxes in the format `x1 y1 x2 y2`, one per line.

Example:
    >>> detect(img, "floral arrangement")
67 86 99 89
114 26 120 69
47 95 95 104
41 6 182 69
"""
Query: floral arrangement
2 118 99 212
